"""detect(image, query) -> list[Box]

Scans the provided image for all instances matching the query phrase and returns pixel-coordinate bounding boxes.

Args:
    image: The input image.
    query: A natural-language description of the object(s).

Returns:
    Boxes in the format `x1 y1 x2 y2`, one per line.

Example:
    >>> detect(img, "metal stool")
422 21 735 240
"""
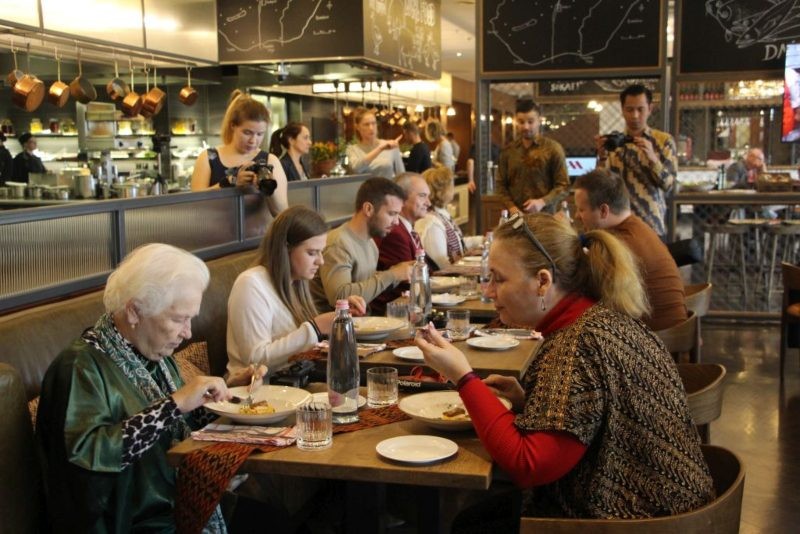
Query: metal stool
703 223 749 306
764 224 800 298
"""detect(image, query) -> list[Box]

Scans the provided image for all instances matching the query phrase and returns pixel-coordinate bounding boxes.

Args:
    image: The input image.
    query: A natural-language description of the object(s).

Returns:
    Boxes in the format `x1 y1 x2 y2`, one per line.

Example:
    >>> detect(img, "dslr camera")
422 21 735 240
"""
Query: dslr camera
602 131 634 151
248 160 277 196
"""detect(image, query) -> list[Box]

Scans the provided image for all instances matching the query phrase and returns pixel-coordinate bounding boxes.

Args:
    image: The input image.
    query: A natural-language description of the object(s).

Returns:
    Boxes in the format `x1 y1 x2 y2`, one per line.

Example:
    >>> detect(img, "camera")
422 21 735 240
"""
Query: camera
248 160 277 196
270 360 316 388
602 131 634 151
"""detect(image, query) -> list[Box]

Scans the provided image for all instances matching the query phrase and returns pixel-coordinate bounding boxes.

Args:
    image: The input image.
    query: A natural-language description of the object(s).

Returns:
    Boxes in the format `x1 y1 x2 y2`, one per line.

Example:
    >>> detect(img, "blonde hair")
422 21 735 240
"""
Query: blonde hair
352 106 376 141
221 90 271 145
422 166 454 208
493 213 650 318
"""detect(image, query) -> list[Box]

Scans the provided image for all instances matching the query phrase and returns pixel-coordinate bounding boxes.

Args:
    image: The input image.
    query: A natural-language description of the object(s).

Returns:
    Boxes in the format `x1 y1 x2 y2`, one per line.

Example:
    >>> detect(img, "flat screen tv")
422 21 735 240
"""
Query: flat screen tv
782 42 800 142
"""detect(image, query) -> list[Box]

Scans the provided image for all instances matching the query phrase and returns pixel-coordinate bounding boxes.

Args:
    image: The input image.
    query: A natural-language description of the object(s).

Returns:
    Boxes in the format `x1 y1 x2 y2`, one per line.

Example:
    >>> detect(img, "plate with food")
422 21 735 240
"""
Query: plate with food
393 346 425 361
204 385 311 424
376 435 458 464
431 293 467 306
398 390 512 431
466 335 520 351
430 276 465 293
474 328 542 340
352 316 407 340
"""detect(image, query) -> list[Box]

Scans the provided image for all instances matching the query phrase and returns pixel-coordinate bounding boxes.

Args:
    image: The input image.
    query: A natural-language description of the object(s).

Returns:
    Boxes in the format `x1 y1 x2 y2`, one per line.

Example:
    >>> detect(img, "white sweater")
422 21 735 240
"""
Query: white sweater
415 207 483 269
226 266 318 376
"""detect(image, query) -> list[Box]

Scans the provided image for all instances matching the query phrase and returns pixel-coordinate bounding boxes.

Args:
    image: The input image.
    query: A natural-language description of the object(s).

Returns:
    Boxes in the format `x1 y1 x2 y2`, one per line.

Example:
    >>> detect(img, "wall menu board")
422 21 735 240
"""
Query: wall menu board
679 0 798 75
481 0 664 76
217 0 441 78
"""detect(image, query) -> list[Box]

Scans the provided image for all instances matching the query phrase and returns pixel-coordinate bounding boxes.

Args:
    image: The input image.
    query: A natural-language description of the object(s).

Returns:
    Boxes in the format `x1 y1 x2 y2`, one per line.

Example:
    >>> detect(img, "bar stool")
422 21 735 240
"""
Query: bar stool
780 262 800 382
703 223 748 307
685 283 712 357
764 224 800 298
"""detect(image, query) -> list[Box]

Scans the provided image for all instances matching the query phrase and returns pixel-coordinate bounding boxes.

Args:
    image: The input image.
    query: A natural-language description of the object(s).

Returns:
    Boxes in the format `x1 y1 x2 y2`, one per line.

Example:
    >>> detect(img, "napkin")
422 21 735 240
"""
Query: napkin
192 423 296 446
315 340 387 358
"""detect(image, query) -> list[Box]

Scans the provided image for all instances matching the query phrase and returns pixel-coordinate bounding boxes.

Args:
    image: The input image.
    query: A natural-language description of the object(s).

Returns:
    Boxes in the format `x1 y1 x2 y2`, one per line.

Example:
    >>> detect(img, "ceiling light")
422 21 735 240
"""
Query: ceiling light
446 106 456 116
415 104 425 112
456 52 462 57
504 116 513 125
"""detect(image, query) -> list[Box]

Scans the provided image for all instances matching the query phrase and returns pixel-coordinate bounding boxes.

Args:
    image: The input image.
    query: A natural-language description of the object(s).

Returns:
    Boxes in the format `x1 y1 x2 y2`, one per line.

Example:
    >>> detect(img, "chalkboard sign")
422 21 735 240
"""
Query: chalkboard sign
217 0 441 79
481 0 664 75
217 0 363 64
679 0 797 76
536 78 658 100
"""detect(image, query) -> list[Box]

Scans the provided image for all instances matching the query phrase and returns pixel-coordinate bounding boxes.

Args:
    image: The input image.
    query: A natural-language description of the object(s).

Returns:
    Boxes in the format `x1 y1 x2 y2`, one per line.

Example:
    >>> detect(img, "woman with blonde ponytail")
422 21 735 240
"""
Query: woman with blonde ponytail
415 211 713 524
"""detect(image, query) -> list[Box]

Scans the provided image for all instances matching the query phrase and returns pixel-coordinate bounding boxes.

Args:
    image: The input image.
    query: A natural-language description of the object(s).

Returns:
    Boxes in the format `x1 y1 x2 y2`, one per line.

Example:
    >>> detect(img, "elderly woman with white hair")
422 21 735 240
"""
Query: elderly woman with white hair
36 244 260 533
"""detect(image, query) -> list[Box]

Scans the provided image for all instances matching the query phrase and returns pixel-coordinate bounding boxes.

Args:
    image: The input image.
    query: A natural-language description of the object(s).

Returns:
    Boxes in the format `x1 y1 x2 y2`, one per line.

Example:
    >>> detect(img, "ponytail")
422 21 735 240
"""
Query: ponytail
269 128 284 157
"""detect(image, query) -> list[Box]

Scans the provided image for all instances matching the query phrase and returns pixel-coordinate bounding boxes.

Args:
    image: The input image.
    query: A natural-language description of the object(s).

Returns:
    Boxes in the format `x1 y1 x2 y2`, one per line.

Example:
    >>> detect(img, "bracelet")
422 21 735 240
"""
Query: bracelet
456 371 479 391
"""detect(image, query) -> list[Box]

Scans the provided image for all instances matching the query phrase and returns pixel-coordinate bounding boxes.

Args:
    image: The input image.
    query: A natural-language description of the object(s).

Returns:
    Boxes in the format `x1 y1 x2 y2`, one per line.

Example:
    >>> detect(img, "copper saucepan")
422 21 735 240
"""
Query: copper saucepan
141 63 166 117
121 60 142 117
106 58 130 103
48 50 69 108
12 46 45 112
179 66 198 106
69 51 97 104
6 48 23 87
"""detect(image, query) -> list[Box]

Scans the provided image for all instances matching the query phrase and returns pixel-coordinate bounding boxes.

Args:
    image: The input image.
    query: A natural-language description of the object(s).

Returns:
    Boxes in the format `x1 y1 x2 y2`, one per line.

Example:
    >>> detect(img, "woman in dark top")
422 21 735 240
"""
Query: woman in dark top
401 121 432 173
0 132 13 184
12 132 45 184
270 122 311 181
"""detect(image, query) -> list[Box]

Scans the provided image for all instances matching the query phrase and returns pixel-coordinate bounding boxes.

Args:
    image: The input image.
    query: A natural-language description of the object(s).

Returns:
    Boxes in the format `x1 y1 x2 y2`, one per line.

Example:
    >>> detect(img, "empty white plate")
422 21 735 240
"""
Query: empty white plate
376 435 458 464
393 346 425 361
466 336 520 351
311 392 367 411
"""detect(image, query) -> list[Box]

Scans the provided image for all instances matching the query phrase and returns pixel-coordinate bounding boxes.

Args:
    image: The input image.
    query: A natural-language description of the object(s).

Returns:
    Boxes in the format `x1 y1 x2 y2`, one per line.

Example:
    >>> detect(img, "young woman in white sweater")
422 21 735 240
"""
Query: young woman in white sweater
226 206 365 375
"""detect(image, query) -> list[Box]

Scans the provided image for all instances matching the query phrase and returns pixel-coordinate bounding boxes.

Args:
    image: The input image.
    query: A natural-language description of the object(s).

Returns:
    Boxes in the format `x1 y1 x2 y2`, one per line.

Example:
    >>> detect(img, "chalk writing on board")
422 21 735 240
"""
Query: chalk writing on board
365 0 440 73
704 0 800 48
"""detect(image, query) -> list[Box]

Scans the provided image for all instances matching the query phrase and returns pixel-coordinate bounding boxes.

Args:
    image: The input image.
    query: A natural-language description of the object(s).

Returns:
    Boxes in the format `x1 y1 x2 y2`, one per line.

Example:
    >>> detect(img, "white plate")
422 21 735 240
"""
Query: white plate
460 256 482 263
376 435 458 464
392 346 425 361
430 276 464 293
311 392 367 411
398 390 512 431
352 316 406 340
431 293 467 306
204 385 312 424
466 335 520 351
474 328 542 340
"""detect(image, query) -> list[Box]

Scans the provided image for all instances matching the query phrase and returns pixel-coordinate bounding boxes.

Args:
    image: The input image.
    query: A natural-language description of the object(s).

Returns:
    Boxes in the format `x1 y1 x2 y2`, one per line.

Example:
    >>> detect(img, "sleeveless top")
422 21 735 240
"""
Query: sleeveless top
206 147 269 187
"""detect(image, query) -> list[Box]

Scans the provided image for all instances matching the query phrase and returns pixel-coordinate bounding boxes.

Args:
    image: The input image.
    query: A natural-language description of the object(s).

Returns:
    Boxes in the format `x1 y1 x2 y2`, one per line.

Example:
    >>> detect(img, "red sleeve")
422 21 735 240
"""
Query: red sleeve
459 376 587 488
377 226 414 271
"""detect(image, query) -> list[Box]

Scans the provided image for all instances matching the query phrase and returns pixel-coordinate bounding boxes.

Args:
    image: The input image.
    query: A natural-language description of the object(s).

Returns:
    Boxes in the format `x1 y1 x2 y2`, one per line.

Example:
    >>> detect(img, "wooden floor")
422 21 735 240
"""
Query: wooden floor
703 321 800 533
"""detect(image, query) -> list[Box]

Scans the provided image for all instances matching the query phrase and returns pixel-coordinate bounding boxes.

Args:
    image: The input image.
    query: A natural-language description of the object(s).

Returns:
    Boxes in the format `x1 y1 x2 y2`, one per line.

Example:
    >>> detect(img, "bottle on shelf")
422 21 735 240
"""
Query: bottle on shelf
409 249 432 328
327 299 359 424
717 164 726 190
480 232 493 303
499 208 510 227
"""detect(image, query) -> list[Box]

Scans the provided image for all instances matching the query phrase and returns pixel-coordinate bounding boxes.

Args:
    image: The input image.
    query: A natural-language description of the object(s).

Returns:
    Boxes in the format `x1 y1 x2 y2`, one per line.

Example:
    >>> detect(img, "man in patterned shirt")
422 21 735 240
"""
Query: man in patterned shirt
595 84 677 237
497 99 569 214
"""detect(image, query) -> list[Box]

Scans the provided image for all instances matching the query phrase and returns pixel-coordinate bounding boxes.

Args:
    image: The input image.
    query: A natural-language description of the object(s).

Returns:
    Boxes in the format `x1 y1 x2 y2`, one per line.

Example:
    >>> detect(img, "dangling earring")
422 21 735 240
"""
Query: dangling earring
540 295 547 311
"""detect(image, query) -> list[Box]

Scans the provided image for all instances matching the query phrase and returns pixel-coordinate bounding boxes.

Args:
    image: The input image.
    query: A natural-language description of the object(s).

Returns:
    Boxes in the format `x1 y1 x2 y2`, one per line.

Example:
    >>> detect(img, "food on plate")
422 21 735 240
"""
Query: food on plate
239 400 276 415
441 404 468 420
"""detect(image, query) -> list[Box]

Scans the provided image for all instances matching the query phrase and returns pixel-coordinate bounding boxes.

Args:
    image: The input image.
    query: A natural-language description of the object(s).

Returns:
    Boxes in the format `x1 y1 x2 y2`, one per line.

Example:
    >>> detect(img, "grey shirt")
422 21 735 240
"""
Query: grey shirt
346 143 405 179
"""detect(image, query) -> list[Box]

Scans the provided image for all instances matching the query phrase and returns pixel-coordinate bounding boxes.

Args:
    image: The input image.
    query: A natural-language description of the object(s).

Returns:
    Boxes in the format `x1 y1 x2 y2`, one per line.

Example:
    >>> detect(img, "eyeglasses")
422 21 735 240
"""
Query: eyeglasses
504 212 558 278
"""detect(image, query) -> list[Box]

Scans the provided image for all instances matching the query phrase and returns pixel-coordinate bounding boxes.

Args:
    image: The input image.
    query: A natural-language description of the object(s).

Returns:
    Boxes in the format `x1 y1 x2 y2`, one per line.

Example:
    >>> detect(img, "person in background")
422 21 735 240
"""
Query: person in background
427 120 455 172
497 100 569 214
227 206 365 376
574 169 687 331
415 166 483 270
346 107 405 179
373 172 432 313
311 177 412 313
36 243 264 532
191 90 288 216
595 84 678 237
727 147 766 189
415 212 714 523
0 132 12 184
446 131 461 164
270 122 312 182
466 141 500 194
12 132 45 184
402 121 432 174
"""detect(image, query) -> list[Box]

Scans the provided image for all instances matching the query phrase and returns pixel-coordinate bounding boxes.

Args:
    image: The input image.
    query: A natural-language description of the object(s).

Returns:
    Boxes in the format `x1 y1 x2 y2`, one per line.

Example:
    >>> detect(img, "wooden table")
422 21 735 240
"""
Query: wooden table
441 297 498 320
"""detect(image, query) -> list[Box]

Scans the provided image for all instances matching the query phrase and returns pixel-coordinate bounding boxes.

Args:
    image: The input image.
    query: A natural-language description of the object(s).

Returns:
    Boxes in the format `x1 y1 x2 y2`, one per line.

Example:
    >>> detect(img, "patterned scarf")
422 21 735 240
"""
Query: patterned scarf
433 208 464 263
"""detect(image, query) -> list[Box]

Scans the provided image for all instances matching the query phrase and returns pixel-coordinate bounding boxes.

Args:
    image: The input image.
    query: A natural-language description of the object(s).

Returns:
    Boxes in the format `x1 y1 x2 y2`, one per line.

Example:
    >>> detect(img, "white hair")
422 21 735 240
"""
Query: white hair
103 243 210 317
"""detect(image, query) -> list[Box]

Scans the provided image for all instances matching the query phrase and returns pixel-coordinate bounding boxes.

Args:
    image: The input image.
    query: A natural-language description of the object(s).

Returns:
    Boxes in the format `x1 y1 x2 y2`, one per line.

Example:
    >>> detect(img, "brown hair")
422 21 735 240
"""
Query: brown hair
354 176 406 213
422 166 454 209
493 212 649 318
352 106 375 141
269 122 307 157
221 90 271 145
573 169 630 214
254 206 328 325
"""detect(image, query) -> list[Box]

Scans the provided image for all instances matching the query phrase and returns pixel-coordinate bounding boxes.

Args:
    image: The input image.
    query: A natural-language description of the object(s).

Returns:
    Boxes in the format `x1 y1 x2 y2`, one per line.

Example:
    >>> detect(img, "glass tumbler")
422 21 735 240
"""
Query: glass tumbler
386 300 411 336
295 401 332 451
446 309 471 341
367 367 399 408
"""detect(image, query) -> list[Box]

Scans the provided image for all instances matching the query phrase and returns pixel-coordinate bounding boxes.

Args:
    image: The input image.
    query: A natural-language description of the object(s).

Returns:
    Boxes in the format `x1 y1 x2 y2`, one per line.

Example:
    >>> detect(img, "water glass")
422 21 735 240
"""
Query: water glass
459 277 479 298
446 309 471 341
387 300 412 336
367 367 399 408
295 401 332 451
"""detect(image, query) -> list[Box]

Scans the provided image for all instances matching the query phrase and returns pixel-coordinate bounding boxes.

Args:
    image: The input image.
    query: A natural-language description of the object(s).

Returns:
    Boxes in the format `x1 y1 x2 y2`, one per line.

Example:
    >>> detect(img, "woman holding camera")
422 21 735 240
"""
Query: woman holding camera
226 206 366 376
191 90 288 216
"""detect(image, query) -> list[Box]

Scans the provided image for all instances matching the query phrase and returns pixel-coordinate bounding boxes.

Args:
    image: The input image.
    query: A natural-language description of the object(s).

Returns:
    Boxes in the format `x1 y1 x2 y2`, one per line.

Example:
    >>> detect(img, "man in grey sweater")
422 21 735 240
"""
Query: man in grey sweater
311 177 414 313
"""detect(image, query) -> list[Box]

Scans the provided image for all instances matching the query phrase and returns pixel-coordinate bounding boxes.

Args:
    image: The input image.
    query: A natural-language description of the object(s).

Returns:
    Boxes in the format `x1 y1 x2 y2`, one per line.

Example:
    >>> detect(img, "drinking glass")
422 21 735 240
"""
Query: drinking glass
295 401 332 451
367 367 399 408
386 301 412 336
446 309 471 341
458 277 479 298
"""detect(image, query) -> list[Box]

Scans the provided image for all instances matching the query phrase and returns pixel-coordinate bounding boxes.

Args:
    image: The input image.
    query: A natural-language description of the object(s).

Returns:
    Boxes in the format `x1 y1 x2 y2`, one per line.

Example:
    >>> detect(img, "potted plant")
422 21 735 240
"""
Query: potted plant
311 141 340 177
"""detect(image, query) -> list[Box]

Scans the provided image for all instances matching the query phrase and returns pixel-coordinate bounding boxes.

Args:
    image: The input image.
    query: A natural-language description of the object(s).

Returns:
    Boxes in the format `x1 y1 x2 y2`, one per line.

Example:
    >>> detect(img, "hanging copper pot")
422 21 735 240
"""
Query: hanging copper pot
6 48 23 86
141 63 165 117
121 60 142 117
48 50 69 108
12 46 45 112
69 50 97 104
106 58 130 103
178 66 198 106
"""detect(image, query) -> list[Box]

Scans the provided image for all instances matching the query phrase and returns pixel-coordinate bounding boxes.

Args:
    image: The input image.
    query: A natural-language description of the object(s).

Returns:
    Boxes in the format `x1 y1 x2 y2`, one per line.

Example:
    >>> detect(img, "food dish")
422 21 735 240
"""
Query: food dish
466 335 520 351
474 328 542 340
205 385 311 424
352 316 406 340
392 346 425 361
376 435 458 464
431 293 467 306
311 392 367 410
398 390 512 431
430 276 465 293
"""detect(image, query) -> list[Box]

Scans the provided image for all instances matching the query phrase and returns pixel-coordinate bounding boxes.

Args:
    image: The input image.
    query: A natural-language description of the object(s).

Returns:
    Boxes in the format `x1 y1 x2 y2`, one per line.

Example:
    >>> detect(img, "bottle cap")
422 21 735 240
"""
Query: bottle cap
415 248 425 259
335 299 350 310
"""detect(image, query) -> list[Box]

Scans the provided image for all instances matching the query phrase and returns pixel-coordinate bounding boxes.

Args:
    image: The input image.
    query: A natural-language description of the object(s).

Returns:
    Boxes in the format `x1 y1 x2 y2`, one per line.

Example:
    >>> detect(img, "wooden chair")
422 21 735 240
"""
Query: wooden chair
520 445 745 534
779 262 800 381
656 311 700 363
678 363 726 444
685 283 712 362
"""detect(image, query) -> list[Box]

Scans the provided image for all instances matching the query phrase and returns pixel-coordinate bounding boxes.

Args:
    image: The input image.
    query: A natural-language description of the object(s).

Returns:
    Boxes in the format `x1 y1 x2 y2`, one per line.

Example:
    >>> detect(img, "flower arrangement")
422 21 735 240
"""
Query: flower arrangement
310 141 340 163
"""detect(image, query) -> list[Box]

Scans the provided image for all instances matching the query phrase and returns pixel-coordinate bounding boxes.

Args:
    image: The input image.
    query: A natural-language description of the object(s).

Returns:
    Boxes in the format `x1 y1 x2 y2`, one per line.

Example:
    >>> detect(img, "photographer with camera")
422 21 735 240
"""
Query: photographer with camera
595 84 677 238
190 90 288 217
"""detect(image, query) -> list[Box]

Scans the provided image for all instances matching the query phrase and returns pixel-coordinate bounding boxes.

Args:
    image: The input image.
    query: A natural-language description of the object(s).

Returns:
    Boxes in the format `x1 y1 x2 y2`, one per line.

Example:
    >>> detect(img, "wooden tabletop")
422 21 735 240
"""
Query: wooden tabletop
168 417 493 490
441 297 498 318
